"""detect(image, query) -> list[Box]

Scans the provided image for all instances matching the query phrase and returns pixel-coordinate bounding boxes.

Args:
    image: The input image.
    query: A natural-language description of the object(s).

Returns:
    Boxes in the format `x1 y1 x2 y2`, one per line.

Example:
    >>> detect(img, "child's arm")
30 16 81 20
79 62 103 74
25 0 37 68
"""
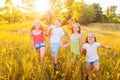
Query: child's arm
81 48 86 56
79 34 82 53
60 42 70 48
99 44 111 49
46 26 52 36
30 33 35 50
43 26 48 36
60 34 70 48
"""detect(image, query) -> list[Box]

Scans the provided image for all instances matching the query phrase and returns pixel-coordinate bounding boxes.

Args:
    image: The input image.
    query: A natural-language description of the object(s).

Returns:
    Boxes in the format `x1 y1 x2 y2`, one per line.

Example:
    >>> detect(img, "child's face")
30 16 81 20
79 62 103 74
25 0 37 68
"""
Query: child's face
55 20 61 27
34 21 41 29
73 25 79 33
87 34 95 43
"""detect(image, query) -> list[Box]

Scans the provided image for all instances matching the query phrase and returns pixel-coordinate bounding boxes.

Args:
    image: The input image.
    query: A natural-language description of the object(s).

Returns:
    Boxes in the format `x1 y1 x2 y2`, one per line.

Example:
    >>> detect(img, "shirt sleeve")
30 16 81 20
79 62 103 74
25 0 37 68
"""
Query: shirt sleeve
60 29 64 37
83 44 86 49
50 25 53 28
96 42 101 47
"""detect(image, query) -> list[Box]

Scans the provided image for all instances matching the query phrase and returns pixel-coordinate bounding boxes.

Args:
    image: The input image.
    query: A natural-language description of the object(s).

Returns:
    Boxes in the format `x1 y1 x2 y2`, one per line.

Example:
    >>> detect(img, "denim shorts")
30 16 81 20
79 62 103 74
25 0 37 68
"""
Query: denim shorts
34 42 46 50
51 42 60 56
86 59 99 66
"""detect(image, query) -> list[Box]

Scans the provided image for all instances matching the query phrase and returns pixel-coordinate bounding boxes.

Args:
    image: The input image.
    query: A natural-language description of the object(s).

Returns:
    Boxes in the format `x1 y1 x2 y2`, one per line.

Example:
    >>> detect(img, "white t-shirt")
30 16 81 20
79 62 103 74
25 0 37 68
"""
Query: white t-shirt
83 42 101 62
50 25 64 43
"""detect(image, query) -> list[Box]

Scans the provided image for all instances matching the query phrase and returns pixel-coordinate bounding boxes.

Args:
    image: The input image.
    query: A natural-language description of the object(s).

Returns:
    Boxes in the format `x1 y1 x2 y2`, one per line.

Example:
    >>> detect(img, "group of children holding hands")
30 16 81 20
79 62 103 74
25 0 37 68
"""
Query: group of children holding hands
31 19 111 80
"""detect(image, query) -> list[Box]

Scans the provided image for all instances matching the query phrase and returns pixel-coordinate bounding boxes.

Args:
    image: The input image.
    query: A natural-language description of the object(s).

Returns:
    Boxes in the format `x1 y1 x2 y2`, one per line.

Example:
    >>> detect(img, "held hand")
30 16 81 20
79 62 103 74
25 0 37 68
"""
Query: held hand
106 46 112 49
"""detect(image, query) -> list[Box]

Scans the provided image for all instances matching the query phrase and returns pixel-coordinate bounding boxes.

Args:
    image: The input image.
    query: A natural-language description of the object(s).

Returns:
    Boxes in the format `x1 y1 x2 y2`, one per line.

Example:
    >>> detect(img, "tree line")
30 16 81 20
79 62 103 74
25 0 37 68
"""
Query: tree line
0 0 120 24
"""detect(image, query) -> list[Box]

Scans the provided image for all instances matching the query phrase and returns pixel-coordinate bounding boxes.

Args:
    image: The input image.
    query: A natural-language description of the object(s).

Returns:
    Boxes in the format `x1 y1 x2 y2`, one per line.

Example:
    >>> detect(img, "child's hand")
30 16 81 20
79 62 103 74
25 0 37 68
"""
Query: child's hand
61 43 70 48
60 44 65 48
106 46 112 49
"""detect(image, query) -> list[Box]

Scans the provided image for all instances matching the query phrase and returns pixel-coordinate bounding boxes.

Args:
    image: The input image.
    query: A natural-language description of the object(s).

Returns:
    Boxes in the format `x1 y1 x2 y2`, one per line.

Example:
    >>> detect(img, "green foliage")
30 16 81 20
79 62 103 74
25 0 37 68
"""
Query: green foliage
90 3 103 22
3 8 25 24
71 1 96 24
107 17 120 23
0 0 119 24
105 5 117 18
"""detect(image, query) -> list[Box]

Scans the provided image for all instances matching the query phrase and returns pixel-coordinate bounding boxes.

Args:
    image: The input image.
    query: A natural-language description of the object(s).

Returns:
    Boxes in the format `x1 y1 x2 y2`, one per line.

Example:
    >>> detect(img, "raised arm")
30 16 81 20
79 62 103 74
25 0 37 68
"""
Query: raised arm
46 26 52 36
99 44 111 49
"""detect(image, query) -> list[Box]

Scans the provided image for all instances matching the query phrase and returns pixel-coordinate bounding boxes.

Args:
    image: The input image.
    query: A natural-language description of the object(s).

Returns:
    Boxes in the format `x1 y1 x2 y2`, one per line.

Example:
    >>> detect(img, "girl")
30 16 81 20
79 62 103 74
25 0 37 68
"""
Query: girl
48 19 64 70
62 23 82 66
31 19 46 64
82 33 111 80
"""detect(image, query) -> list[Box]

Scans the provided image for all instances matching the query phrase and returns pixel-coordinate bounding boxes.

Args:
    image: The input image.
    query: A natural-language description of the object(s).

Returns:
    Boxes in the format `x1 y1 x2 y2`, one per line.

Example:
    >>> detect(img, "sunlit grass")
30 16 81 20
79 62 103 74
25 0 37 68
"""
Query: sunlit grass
0 23 120 80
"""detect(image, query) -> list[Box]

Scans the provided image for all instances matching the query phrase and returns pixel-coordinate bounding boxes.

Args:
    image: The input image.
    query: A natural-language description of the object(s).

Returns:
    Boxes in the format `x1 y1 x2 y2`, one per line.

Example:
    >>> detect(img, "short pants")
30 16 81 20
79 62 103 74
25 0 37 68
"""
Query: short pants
34 42 46 50
87 59 99 65
50 42 60 56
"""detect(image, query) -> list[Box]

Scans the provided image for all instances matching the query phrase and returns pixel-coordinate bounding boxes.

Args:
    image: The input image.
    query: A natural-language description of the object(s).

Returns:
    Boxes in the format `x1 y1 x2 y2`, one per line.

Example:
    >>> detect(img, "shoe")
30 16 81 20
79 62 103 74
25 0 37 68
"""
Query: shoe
54 63 58 70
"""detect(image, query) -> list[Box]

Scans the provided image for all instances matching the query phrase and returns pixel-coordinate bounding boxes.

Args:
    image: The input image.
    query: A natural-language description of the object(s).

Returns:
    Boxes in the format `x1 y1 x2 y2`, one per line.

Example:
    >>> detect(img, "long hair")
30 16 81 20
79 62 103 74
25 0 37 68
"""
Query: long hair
31 19 44 32
56 18 62 23
85 33 97 43
71 23 81 34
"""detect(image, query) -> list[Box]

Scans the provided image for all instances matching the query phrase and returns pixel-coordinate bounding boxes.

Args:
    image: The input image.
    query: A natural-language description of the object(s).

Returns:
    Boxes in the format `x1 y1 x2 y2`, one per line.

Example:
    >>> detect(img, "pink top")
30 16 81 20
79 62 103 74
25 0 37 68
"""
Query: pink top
31 31 45 43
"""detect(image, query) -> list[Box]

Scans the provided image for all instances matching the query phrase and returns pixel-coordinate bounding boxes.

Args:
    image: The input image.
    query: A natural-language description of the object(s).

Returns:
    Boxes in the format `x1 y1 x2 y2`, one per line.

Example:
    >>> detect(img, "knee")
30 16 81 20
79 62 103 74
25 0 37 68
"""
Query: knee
94 67 99 72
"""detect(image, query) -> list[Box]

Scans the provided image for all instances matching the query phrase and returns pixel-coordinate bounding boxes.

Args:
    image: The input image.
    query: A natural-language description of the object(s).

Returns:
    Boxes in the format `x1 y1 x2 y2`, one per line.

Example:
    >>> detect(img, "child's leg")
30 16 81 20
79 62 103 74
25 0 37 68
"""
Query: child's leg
88 62 99 79
40 47 46 63
36 49 40 54
36 49 41 62
85 65 90 74
81 65 90 80
51 42 60 64
54 53 58 64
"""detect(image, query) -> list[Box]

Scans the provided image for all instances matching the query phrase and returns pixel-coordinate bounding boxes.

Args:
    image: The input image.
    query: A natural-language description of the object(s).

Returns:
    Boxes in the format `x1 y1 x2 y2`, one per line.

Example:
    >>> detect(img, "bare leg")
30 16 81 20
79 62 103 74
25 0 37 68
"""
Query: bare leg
88 62 99 79
36 49 40 54
36 49 41 62
40 47 46 64
53 53 58 70
83 65 90 74
54 53 58 64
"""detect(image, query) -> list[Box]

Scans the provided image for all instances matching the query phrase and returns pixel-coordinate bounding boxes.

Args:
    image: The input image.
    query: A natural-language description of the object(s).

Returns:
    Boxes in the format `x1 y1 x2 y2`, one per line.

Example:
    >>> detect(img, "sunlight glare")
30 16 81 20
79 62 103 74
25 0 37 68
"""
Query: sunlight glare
33 0 50 13
12 0 22 6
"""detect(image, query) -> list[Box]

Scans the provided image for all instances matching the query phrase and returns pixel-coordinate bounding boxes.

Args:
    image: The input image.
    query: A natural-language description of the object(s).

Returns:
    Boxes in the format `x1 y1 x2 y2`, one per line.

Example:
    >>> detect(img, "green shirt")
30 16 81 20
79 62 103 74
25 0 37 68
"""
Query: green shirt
70 38 80 55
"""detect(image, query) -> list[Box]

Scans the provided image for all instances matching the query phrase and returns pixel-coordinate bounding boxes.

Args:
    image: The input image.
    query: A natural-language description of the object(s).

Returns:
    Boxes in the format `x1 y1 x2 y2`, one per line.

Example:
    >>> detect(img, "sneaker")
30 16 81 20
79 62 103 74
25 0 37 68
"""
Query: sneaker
54 63 58 70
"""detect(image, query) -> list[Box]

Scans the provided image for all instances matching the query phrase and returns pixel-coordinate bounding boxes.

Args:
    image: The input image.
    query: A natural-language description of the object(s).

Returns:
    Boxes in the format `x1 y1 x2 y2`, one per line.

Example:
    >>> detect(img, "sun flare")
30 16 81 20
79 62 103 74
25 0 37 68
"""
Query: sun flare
33 0 50 13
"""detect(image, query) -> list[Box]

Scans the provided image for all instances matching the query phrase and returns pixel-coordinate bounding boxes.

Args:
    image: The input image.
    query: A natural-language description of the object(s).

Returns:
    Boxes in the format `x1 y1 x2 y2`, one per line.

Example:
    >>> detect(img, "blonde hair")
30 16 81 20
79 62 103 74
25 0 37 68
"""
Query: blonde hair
85 33 97 43
72 23 81 33
31 19 43 31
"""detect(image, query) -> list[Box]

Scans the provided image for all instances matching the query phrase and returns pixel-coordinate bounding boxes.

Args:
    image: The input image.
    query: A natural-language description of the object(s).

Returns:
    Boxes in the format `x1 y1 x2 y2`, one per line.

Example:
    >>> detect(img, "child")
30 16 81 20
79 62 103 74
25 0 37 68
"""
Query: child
48 19 64 70
63 23 82 62
82 33 111 80
31 19 46 64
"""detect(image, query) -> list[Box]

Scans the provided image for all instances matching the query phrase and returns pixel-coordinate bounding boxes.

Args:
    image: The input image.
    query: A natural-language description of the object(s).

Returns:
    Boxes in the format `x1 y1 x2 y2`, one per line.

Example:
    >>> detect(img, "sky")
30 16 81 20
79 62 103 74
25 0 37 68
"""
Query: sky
0 0 120 14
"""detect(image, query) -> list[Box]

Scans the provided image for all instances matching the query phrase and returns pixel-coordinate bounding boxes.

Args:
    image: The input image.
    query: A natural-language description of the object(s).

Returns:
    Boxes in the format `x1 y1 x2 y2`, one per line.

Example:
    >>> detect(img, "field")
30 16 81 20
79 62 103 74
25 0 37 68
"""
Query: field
0 23 120 80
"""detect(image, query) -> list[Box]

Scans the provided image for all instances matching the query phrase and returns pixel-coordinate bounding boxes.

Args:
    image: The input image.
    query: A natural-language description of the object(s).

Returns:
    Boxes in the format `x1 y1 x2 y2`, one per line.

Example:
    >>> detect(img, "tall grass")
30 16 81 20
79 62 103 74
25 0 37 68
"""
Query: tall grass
0 23 120 80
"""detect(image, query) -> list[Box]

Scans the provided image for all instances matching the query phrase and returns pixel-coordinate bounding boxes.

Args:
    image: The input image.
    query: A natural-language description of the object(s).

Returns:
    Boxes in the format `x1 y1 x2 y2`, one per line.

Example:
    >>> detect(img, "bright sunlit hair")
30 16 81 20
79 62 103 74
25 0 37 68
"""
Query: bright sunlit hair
85 33 97 43
34 19 41 24
33 0 49 13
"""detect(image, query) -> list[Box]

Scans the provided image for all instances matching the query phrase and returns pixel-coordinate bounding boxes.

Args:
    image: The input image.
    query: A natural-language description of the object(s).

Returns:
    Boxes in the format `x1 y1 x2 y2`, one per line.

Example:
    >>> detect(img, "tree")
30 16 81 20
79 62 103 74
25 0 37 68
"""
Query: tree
91 3 103 22
105 5 117 22
105 5 117 17
71 1 96 24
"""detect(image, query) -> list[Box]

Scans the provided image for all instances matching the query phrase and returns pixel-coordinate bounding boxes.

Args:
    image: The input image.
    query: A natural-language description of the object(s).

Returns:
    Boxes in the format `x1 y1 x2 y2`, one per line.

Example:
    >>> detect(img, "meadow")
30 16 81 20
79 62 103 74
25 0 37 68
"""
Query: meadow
0 23 120 80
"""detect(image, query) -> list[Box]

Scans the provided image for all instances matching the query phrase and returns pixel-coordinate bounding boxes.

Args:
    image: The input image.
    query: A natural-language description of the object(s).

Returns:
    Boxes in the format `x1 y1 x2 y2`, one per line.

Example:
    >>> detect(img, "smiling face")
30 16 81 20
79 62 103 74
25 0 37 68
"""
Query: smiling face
34 20 41 29
86 33 96 44
72 23 81 33
55 19 62 27
73 24 80 33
